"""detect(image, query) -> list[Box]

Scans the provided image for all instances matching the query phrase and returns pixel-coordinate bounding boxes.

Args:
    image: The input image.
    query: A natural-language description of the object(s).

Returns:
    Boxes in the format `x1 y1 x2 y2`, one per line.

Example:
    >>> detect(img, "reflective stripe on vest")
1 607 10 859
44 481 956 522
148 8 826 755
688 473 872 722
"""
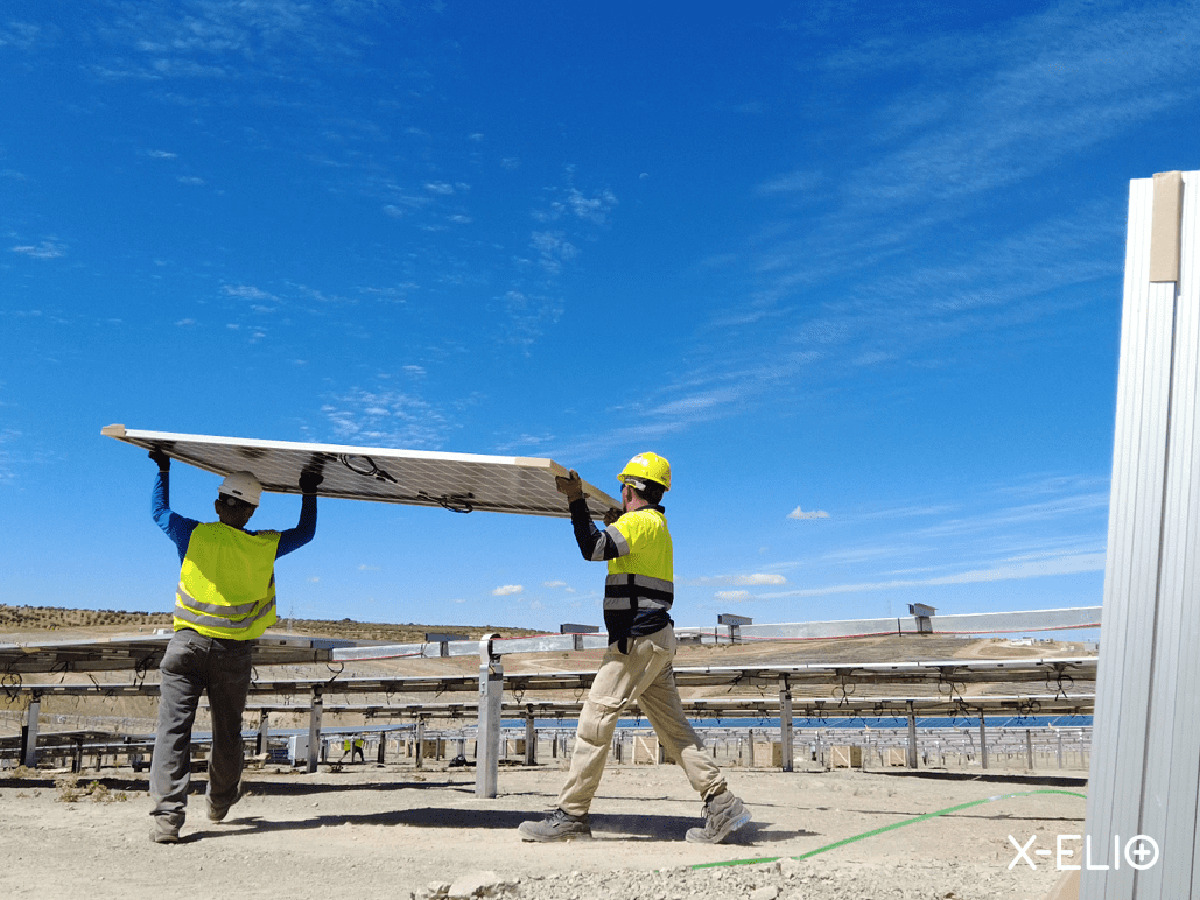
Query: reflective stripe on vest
173 593 276 632
175 522 281 640
603 573 674 610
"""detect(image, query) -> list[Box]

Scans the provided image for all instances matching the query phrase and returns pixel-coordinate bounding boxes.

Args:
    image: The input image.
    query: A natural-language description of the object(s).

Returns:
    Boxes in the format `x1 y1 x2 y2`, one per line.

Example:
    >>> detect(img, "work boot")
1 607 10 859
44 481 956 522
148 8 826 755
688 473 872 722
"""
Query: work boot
685 788 751 844
206 781 242 822
149 815 181 844
206 795 230 823
518 808 592 842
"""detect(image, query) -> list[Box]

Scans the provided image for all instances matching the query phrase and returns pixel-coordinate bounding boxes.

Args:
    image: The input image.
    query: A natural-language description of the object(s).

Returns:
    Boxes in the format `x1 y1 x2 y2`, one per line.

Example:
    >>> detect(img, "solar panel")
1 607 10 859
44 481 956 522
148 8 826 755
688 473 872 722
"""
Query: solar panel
102 424 620 518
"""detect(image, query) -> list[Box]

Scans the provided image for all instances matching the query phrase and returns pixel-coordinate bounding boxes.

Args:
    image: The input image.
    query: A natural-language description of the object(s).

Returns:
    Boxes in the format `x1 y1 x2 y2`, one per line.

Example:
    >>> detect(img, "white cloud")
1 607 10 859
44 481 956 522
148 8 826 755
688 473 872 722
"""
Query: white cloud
11 240 65 259
715 590 751 602
223 284 276 301
177 175 205 185
788 506 830 520
492 584 523 596
530 231 578 274
689 573 787 587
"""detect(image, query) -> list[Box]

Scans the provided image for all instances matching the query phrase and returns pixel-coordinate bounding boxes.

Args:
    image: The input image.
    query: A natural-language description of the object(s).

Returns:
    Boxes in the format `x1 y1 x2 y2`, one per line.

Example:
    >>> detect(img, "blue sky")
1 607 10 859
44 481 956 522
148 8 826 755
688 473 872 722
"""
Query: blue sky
2 1 1196 633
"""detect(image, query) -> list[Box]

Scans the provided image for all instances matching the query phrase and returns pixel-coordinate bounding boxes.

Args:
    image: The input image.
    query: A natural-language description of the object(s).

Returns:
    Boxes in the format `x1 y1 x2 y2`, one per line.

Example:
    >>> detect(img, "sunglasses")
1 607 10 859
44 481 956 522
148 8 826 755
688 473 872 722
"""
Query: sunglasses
218 495 253 510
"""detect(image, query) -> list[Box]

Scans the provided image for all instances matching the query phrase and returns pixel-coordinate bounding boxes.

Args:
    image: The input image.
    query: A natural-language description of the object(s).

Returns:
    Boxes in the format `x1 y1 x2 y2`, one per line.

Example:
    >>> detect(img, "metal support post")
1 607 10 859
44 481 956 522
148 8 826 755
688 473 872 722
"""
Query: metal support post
524 708 536 766
257 710 269 755
979 715 989 770
475 633 503 798
307 685 323 774
906 702 918 769
22 694 42 769
1025 729 1034 770
779 677 794 773
416 718 426 769
377 733 387 765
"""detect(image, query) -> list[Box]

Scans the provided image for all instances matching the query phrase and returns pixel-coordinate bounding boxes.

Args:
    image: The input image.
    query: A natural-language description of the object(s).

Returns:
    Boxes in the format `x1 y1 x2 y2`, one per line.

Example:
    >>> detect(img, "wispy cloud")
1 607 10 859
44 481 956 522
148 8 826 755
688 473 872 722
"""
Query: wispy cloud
322 388 450 449
492 584 523 596
559 2 1193 454
11 240 66 259
686 573 787 587
759 550 1105 599
0 428 20 483
787 506 829 520
756 472 1109 608
714 590 751 602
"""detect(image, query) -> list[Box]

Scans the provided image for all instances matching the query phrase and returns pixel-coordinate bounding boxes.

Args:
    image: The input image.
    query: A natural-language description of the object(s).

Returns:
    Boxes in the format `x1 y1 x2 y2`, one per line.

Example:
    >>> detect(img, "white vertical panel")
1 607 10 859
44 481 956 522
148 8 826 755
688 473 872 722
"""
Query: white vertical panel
1139 180 1192 899
1083 175 1183 900
1114 191 1176 900
1159 170 1200 900
1082 180 1148 877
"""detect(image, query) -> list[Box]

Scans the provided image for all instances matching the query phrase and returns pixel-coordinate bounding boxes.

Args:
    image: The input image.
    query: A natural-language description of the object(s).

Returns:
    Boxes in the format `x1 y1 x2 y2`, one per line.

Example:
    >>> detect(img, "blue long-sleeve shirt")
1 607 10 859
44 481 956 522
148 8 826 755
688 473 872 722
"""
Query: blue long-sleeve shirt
153 471 316 562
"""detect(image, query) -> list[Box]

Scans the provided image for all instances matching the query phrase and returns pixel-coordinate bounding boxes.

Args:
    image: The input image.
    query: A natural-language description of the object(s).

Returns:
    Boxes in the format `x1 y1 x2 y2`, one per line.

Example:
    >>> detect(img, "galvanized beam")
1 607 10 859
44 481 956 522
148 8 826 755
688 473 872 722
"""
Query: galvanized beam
475 634 502 798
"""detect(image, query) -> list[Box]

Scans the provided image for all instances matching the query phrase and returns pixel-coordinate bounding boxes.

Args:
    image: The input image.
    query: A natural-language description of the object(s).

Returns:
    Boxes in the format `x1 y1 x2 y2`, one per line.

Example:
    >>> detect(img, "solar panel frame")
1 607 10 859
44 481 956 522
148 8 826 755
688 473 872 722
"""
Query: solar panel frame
102 424 620 519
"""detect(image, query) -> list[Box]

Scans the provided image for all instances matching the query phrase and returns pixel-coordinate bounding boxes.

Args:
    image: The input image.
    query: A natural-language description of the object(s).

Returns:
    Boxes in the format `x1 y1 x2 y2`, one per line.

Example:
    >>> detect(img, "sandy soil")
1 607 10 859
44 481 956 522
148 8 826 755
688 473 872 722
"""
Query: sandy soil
0 760 1084 900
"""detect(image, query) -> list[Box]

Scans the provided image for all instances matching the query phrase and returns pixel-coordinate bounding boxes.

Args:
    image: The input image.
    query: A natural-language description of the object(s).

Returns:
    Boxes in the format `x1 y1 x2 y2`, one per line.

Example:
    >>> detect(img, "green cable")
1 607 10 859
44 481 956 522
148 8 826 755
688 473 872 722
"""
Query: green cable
692 789 1088 870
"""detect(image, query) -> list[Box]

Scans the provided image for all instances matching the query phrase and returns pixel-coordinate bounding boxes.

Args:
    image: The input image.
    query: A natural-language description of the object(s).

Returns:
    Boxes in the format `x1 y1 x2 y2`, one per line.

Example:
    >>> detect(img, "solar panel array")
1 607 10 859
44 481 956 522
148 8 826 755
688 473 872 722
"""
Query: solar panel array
102 424 619 519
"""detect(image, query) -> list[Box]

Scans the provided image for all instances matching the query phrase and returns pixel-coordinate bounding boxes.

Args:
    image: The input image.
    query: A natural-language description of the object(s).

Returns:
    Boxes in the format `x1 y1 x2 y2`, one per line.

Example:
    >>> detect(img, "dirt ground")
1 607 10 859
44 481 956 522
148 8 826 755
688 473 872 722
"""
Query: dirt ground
0 760 1085 900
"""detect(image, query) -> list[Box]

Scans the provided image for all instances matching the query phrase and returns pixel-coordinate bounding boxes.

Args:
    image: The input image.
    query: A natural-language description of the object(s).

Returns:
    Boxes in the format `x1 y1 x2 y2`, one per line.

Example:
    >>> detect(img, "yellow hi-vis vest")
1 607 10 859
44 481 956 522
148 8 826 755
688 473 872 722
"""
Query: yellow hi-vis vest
175 522 281 640
604 507 674 612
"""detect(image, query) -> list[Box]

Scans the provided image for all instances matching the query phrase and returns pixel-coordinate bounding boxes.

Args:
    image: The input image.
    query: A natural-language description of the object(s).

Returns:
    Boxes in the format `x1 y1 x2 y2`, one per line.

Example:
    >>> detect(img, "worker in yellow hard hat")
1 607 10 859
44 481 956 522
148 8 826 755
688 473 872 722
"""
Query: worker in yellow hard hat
518 452 751 844
146 449 322 844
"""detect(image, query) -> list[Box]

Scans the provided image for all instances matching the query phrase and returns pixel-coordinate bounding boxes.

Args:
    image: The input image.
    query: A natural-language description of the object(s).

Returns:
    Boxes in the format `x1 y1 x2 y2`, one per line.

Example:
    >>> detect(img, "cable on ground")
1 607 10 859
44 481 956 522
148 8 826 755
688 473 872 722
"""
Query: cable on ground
690 788 1087 870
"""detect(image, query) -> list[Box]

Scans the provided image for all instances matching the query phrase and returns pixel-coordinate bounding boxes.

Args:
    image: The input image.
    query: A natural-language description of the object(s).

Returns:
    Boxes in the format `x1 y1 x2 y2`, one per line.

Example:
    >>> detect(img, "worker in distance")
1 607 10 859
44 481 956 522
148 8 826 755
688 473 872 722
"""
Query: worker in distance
146 448 321 844
519 452 752 843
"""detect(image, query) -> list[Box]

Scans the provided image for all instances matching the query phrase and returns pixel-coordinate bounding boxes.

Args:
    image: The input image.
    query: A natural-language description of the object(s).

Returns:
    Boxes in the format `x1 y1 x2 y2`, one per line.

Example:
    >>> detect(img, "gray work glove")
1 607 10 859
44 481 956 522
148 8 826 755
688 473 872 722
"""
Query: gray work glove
554 469 585 503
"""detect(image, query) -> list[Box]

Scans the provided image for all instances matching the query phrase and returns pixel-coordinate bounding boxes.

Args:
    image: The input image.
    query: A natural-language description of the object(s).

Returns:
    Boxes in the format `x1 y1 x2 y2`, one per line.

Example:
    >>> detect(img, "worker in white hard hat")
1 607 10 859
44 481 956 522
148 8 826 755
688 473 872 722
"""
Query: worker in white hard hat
146 449 322 844
519 452 752 844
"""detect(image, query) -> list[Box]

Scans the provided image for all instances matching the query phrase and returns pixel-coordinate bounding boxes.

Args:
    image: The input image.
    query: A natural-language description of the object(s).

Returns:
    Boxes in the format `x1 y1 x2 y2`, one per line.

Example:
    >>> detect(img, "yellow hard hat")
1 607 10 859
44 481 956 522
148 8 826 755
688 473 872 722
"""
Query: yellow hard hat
618 452 671 491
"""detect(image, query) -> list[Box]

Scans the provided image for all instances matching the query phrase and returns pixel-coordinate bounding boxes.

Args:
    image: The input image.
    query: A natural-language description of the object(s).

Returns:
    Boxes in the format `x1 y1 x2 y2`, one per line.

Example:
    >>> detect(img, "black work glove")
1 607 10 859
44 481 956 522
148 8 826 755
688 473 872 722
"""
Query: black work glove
148 448 170 472
299 469 323 493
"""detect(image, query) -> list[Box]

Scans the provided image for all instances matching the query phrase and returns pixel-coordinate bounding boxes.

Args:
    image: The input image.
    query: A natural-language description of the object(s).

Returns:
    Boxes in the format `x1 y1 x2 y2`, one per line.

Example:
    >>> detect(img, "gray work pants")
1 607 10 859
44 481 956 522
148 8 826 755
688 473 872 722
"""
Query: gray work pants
557 625 726 816
149 629 253 825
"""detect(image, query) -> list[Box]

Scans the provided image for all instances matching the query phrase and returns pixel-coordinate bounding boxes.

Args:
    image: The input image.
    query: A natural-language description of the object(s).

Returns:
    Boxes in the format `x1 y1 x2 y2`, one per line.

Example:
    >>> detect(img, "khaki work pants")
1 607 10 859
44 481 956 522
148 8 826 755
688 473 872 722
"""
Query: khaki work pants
557 625 725 815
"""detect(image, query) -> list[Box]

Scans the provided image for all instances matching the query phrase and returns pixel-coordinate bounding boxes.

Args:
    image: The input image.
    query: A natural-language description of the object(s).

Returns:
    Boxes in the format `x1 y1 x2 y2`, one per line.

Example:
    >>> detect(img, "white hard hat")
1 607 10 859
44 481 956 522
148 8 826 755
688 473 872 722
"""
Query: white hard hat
218 471 262 507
